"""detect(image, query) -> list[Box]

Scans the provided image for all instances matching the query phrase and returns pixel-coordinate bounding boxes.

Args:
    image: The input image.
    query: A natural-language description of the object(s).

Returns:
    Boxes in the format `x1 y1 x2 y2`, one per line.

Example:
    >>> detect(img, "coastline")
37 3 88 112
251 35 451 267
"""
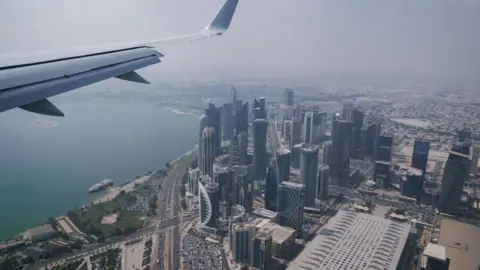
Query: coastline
89 175 152 206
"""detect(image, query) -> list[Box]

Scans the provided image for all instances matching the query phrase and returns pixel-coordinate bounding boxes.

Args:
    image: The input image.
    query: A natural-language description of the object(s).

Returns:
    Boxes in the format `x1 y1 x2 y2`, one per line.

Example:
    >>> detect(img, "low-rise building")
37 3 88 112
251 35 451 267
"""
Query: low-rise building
23 224 56 242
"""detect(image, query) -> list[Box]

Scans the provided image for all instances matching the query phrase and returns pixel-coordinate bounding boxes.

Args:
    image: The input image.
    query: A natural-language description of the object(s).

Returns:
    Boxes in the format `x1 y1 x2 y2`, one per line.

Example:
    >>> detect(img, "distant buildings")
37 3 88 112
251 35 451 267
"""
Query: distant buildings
330 119 352 187
289 119 302 150
277 181 305 232
221 102 234 141
252 119 269 180
283 89 294 106
375 135 393 162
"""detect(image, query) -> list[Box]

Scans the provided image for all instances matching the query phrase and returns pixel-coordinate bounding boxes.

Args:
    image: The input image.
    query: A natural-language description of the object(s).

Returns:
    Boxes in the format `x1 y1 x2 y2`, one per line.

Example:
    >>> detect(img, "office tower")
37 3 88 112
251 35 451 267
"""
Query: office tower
231 223 256 264
376 134 393 162
214 164 234 219
317 165 329 201
233 164 255 213
276 149 291 183
237 131 248 165
322 141 332 165
235 102 249 136
300 145 319 206
282 120 292 141
330 120 352 187
253 119 269 180
374 161 390 189
291 144 302 168
412 140 430 173
198 178 219 229
198 113 209 171
265 161 278 211
457 128 471 143
303 111 326 144
290 119 302 150
205 103 221 157
366 123 381 157
438 142 470 215
470 146 479 175
222 102 234 141
229 131 240 167
350 108 364 158
401 167 423 199
302 112 313 144
283 89 294 106
251 233 272 270
231 86 237 111
201 126 217 177
277 181 305 232
341 104 354 121
188 167 201 195
259 97 266 119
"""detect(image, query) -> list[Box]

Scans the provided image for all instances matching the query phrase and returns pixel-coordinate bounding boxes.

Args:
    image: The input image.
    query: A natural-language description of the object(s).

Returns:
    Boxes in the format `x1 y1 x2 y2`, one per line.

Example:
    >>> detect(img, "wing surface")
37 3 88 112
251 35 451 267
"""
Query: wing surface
0 0 239 116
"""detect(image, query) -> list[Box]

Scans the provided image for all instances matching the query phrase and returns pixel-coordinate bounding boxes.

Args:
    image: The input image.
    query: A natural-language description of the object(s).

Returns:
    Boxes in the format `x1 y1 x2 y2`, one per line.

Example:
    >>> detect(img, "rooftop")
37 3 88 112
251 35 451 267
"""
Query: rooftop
437 218 480 270
287 210 411 270
423 243 446 261
280 181 305 190
254 220 296 245
252 208 277 220
24 224 55 239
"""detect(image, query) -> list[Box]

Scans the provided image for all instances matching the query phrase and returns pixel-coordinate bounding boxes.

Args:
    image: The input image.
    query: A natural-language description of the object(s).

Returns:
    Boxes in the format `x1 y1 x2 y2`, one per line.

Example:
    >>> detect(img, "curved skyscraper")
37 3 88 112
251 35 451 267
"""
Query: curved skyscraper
202 126 217 177
198 180 219 229
300 146 319 206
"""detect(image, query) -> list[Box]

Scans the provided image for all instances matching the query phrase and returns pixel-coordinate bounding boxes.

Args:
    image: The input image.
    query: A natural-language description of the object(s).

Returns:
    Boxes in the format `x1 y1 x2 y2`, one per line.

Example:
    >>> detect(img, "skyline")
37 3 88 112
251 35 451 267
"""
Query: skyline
0 0 479 84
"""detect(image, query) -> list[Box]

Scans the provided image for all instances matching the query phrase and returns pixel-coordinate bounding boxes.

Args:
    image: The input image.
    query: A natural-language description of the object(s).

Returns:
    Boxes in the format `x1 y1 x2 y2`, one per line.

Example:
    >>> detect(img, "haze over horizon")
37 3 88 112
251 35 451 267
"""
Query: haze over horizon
0 0 479 84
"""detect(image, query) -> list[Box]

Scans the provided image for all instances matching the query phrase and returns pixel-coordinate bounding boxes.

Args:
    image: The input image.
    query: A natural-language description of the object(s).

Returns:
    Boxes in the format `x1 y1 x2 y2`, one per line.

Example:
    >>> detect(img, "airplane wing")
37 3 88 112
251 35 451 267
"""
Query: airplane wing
0 0 239 117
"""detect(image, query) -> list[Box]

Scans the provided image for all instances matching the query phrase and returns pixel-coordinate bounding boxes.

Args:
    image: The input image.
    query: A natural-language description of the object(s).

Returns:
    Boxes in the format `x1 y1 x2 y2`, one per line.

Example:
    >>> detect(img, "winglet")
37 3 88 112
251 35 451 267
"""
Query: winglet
19 99 65 117
204 0 239 34
115 71 150 84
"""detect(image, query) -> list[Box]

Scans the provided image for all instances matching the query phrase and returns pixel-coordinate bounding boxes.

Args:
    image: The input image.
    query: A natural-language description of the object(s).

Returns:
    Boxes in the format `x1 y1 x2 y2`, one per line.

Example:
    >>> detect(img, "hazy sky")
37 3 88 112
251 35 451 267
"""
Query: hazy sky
0 0 479 83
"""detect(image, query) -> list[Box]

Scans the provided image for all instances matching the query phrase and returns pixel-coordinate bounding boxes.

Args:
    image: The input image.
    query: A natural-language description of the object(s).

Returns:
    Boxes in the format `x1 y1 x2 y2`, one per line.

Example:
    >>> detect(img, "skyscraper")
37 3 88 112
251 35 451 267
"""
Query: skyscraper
237 131 248 165
350 108 364 158
322 141 332 166
283 89 294 106
198 113 209 171
317 165 329 201
376 135 393 162
330 120 352 187
214 163 234 219
201 126 217 177
253 119 269 180
366 123 381 157
277 181 305 232
469 145 479 175
231 223 256 264
303 112 313 144
300 145 319 206
276 149 291 183
188 167 201 195
198 177 219 229
251 233 272 270
235 102 249 136
412 139 430 173
205 103 222 157
290 119 302 150
438 142 470 215
341 103 354 121
259 97 266 119
374 161 390 189
222 102 234 141
233 164 255 213
264 161 278 211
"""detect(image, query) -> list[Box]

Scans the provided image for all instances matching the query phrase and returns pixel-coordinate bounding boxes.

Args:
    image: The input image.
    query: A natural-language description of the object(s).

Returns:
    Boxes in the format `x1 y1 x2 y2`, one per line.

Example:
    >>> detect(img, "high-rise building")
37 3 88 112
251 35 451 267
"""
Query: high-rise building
401 167 423 199
205 103 222 157
469 145 479 175
376 135 393 162
235 102 249 136
198 113 209 171
291 144 303 169
317 165 329 201
198 177 219 229
283 89 294 106
350 108 364 158
341 104 354 121
412 139 430 173
231 223 256 264
300 145 319 206
188 167 201 195
251 233 272 270
290 119 302 150
303 112 313 144
253 119 269 180
330 120 352 187
277 181 305 232
233 164 255 213
438 142 470 215
214 163 234 219
222 102 234 141
303 111 327 144
259 97 266 119
237 131 248 165
374 161 390 189
281 120 292 141
365 123 381 157
201 126 217 177
322 141 332 166
265 161 278 211
276 149 291 183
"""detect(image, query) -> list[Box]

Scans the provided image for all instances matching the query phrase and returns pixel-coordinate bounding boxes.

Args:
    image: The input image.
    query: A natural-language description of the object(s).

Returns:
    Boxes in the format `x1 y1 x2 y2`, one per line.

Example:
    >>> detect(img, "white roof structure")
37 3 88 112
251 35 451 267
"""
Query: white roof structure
287 210 411 270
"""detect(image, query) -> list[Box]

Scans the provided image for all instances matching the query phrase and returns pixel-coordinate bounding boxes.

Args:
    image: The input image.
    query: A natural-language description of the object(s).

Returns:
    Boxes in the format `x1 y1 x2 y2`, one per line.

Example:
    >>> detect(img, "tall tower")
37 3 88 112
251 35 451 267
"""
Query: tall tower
264 161 278 211
198 180 219 229
213 163 234 220
222 102 234 141
277 181 305 232
233 164 255 213
276 149 291 183
198 113 209 171
412 139 430 173
253 119 269 180
251 233 272 270
283 89 294 106
351 108 364 158
201 126 217 177
317 165 329 201
300 145 319 206
330 119 352 187
438 142 470 215
290 119 302 150
205 103 221 157
470 146 480 175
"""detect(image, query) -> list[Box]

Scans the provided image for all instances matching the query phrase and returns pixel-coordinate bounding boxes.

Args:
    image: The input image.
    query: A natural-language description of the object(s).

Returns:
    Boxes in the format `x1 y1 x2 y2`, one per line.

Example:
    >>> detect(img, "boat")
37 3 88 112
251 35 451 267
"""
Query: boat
88 179 114 193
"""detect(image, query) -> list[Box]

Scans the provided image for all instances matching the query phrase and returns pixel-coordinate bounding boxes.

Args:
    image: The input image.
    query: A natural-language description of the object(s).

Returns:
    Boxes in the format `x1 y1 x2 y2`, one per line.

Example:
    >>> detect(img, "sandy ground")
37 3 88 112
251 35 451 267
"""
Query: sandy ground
92 175 151 205
101 213 118 225
122 240 145 270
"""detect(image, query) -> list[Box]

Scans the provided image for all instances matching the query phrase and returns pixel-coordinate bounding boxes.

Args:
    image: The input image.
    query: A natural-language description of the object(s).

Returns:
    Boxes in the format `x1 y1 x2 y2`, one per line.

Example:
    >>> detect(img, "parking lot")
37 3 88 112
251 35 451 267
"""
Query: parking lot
180 234 223 270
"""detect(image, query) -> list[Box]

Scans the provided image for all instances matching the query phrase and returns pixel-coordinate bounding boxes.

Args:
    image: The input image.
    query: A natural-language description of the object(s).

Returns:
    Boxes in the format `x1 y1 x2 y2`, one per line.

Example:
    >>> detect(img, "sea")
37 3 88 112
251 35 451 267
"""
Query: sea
0 89 199 240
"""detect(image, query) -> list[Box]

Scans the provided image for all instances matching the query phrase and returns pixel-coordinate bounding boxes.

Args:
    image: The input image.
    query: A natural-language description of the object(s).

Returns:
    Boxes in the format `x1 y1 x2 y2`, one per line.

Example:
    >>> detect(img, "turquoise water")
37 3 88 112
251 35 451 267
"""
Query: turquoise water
0 97 198 240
